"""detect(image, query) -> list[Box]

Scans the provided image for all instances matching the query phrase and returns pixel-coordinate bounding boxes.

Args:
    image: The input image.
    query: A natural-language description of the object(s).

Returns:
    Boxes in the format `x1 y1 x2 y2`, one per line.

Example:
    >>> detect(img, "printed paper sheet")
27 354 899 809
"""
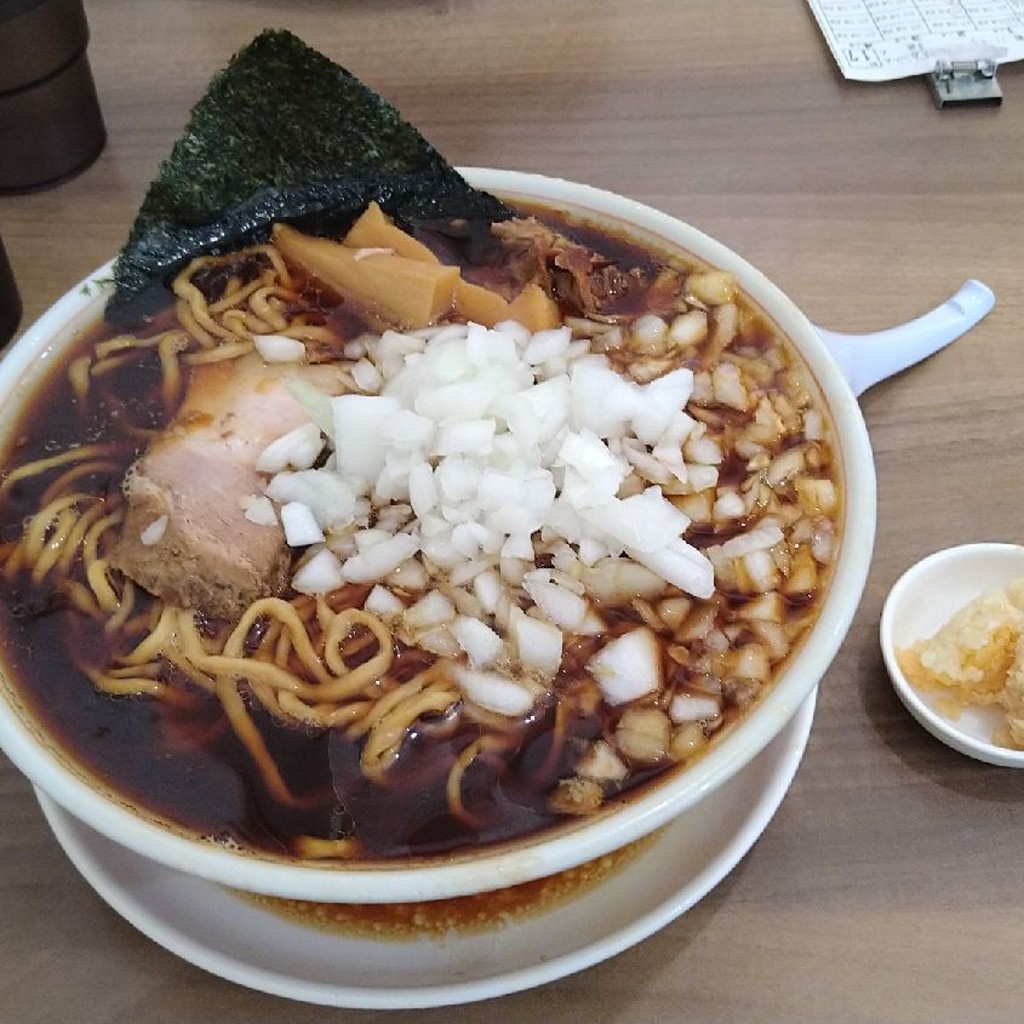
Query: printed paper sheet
807 0 1024 81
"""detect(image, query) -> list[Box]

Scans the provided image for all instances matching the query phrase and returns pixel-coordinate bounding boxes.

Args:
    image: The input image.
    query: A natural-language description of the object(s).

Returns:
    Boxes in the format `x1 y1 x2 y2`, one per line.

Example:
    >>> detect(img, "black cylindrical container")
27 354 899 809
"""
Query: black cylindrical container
0 0 107 193
0 235 21 346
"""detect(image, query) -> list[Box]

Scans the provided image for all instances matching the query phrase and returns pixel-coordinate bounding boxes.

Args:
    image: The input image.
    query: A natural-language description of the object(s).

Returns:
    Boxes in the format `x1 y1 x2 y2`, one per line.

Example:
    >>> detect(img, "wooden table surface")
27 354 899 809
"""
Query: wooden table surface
1 2 1023 1021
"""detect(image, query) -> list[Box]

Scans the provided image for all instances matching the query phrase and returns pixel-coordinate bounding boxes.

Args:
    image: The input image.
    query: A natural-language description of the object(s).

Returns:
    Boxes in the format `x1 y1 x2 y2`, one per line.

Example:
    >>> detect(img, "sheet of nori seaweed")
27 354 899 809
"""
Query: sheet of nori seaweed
109 29 511 323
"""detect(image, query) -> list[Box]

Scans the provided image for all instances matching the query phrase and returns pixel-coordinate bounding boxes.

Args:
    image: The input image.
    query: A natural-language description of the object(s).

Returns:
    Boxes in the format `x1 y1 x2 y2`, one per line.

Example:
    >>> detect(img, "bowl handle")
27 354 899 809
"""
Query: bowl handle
813 279 995 397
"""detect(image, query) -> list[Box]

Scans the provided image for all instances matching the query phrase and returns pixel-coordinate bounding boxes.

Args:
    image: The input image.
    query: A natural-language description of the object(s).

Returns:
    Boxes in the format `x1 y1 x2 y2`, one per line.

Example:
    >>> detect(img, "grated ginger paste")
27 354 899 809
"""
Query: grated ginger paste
896 579 1024 749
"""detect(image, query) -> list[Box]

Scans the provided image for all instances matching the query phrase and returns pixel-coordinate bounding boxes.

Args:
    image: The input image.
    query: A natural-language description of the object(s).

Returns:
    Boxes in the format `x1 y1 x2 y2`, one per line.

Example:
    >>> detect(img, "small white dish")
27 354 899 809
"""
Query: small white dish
35 692 815 1010
880 542 1024 767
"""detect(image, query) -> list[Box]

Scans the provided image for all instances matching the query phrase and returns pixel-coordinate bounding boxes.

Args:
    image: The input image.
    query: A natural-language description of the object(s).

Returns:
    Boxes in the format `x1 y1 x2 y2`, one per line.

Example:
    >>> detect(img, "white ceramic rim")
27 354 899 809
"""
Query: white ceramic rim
0 168 877 901
880 542 1024 768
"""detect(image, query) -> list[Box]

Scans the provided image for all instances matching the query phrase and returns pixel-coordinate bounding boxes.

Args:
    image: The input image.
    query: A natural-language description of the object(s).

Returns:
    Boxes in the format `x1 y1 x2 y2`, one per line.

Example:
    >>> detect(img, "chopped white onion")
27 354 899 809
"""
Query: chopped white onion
803 408 825 441
581 558 665 603
256 422 324 474
375 503 413 534
685 434 723 466
432 418 496 456
407 461 438 519
492 319 531 347
265 470 356 532
404 590 456 630
140 515 168 546
416 625 461 658
586 628 663 705
286 379 335 438
633 369 694 445
280 501 325 547
240 495 278 528
719 522 784 559
386 557 429 592
342 532 420 583
332 394 402 484
670 692 722 724
364 584 405 617
580 487 690 555
577 739 629 781
631 314 668 350
447 524 478 558
712 362 748 410
525 576 589 632
353 527 391 550
686 464 719 491
626 539 715 601
351 358 383 393
811 518 835 564
522 326 572 365
292 548 345 594
742 547 777 593
713 489 746 520
448 558 490 587
508 606 563 680
451 615 504 668
472 569 503 615
452 665 535 716
254 334 307 363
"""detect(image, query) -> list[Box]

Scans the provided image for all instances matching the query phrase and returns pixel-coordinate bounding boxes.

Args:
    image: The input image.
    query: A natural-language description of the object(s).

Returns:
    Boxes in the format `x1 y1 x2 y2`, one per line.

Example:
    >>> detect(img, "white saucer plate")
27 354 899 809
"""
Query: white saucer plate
36 689 815 1010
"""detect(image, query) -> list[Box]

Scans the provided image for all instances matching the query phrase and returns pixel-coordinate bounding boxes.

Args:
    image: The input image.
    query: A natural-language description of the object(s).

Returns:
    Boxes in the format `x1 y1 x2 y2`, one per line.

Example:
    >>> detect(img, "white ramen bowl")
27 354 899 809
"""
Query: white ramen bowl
0 169 988 902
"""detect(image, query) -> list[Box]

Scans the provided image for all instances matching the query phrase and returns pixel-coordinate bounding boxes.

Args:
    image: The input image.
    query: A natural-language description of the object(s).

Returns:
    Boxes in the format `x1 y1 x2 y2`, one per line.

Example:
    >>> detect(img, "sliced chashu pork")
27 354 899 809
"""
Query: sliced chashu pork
109 353 347 620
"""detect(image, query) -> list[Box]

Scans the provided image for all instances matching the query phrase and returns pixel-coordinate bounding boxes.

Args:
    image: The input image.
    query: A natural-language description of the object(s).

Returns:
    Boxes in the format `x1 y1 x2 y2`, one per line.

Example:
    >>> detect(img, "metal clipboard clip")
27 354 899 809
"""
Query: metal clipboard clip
928 58 1002 108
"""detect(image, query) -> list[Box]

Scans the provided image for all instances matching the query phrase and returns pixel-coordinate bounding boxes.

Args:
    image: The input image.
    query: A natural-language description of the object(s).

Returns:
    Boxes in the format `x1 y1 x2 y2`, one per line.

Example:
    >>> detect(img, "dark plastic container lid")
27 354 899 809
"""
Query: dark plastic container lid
0 0 89 94
0 235 22 348
0 0 106 193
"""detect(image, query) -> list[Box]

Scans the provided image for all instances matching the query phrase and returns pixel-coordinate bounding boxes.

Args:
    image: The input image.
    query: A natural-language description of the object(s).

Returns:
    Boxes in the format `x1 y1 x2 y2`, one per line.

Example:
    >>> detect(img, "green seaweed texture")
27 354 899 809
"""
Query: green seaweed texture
111 29 509 322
